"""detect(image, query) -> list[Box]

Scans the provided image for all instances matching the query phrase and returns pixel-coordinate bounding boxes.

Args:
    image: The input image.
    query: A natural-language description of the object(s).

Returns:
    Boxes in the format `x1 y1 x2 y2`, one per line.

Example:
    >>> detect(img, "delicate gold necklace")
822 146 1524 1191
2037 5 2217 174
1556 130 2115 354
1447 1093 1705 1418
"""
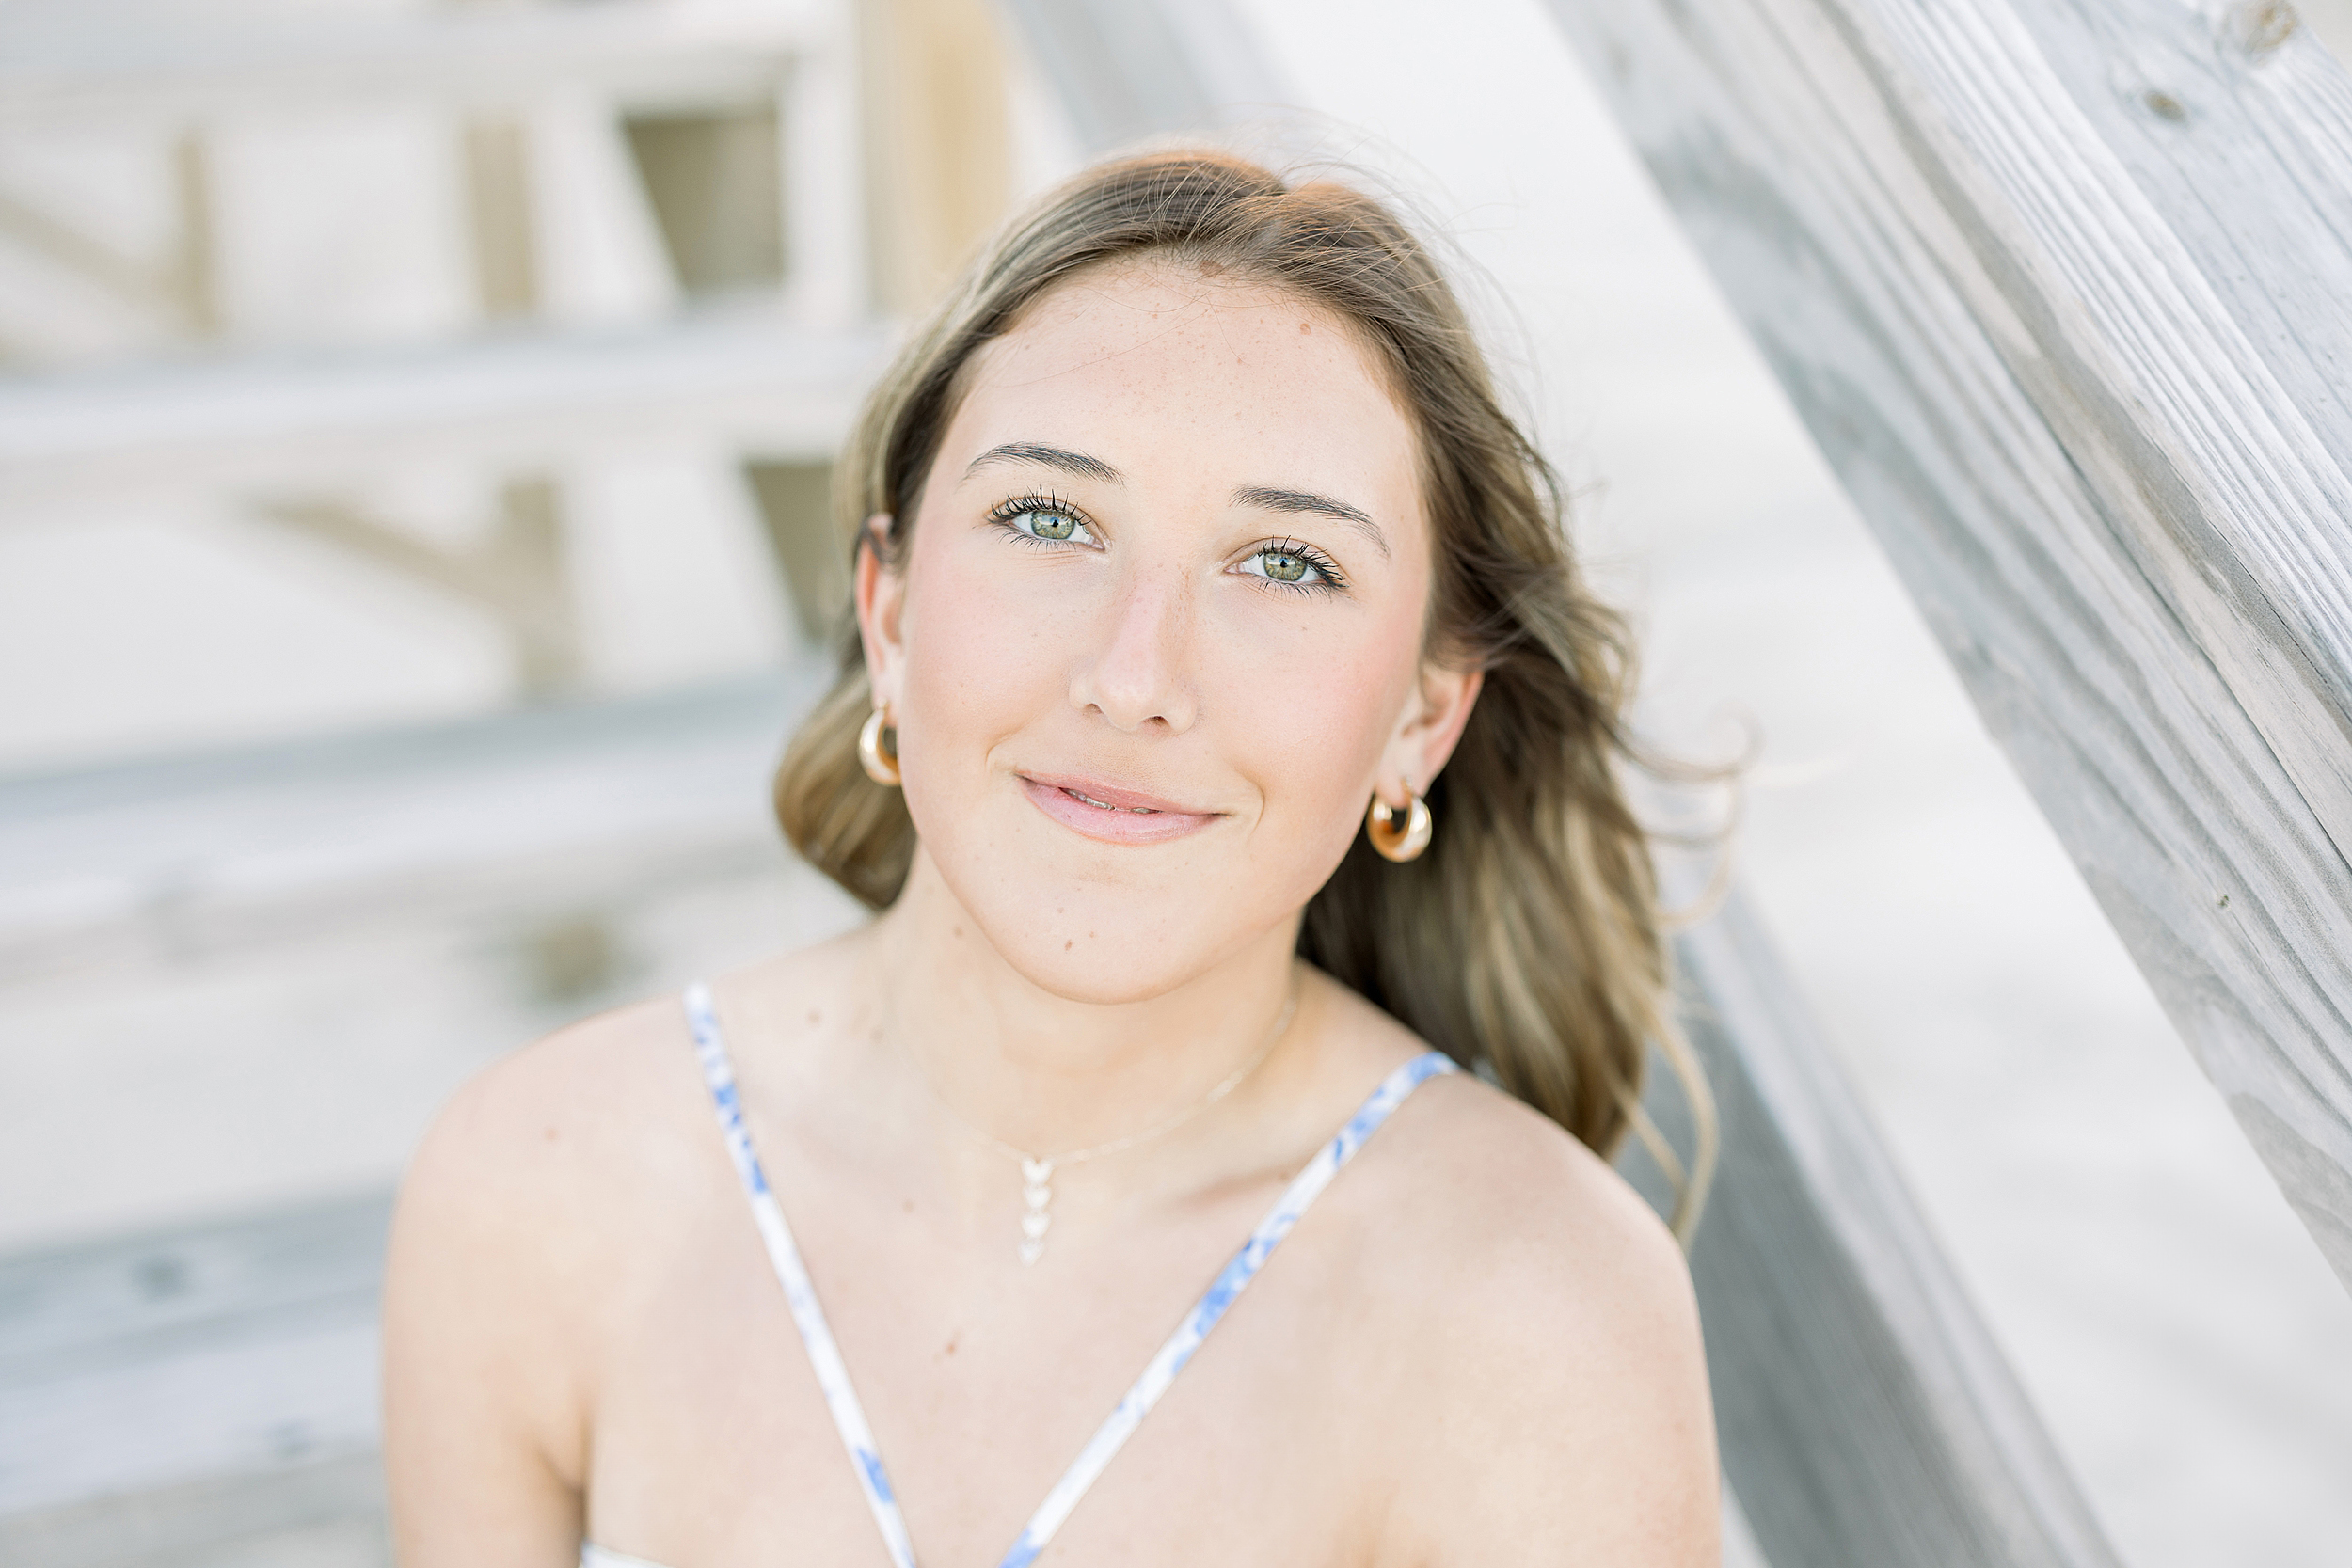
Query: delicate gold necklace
915 987 1300 1265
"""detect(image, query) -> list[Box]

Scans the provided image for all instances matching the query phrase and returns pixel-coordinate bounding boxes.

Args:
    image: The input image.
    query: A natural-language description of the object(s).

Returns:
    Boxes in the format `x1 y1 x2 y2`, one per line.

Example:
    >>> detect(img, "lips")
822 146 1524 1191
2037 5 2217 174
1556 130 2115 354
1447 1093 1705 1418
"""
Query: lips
1017 772 1224 845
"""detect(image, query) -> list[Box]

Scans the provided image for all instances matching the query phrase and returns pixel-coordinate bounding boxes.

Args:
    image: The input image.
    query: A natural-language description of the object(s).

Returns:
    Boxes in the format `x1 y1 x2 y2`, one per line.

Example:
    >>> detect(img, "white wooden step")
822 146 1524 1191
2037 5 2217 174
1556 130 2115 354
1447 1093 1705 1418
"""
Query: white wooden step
0 0 832 128
0 315 884 509
0 664 830 981
0 1193 392 1564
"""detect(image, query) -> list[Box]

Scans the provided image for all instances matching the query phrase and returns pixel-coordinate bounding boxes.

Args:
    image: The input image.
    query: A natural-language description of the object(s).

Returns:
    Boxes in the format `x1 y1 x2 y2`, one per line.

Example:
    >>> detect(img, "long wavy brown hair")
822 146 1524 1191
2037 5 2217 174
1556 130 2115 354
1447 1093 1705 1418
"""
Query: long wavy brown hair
773 150 1715 1235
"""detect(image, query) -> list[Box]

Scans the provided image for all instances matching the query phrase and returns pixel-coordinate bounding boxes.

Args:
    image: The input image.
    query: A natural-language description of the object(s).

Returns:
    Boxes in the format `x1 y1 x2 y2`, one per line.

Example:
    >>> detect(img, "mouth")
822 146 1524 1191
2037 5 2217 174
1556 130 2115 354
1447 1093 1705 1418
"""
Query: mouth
1017 772 1224 845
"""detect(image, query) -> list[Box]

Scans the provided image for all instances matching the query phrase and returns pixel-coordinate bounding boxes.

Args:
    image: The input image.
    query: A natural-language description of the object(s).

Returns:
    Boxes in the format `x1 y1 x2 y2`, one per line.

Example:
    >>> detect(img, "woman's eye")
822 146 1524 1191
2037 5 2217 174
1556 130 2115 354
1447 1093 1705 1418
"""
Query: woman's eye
1011 507 1088 544
1240 544 1331 588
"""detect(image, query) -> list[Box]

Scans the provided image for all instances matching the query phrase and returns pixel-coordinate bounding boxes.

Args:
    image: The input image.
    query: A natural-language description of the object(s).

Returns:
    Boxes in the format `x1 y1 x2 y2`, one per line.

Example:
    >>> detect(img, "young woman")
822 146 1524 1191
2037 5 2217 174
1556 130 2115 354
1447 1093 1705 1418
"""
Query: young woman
384 150 1719 1568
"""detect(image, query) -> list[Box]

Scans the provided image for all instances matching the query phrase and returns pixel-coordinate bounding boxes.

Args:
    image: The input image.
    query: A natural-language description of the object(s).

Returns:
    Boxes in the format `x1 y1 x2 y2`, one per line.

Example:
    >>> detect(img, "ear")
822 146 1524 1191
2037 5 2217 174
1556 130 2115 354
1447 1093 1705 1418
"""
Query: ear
1375 659 1484 807
852 513 907 707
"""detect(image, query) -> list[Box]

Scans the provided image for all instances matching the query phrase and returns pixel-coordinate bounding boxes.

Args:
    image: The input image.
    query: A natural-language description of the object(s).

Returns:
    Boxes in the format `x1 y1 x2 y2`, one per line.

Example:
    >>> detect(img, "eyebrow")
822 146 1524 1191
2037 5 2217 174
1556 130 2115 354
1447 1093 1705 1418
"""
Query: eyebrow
1232 484 1391 561
963 442 1123 484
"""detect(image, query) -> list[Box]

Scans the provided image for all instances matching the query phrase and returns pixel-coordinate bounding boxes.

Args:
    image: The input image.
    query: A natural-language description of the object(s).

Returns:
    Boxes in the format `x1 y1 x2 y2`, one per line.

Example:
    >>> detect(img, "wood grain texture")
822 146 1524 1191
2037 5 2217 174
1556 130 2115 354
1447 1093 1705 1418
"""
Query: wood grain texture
0 669 825 984
0 2 817 127
1630 895 2122 1567
0 317 882 509
0 1195 390 1523
1540 0 2352 1288
0 1455 389 1568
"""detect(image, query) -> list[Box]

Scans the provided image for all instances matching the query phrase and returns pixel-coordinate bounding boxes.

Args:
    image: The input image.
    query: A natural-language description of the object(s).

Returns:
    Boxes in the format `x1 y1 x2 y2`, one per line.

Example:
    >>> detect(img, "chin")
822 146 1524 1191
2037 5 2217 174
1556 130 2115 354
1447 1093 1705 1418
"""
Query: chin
957 857 1254 1004
910 831 1292 1006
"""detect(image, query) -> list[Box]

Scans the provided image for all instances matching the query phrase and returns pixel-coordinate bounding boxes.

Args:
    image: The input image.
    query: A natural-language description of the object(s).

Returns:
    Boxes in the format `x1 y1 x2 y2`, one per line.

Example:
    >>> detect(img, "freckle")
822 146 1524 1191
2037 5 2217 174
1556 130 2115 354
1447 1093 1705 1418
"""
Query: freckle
807 1009 821 1025
944 1334 960 1357
952 925 964 939
1065 939 1074 951
1299 321 1311 334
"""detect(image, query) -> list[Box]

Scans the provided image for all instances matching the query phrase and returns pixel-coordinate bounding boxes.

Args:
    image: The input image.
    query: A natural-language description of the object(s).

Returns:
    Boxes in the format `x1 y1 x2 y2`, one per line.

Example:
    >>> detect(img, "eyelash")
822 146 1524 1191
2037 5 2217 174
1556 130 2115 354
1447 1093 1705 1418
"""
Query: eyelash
987 491 1098 550
983 495 1349 595
1239 536 1348 595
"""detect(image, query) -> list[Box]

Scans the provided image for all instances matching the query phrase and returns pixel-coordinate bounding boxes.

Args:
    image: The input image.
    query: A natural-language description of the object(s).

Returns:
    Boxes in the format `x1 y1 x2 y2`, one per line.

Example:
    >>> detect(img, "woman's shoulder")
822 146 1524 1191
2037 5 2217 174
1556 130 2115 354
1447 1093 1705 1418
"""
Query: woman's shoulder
1313 988 1717 1560
388 989 716 1317
1312 981 1692 1332
408 989 693 1185
398 937 855 1223
380 986 717 1499
1359 1059 1700 1373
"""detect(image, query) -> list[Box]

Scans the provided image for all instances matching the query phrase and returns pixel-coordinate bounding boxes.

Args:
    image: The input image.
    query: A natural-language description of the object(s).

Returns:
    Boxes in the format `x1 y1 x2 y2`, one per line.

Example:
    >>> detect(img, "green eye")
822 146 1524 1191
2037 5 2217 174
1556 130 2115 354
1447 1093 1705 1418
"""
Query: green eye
1244 542 1336 587
990 494 1097 549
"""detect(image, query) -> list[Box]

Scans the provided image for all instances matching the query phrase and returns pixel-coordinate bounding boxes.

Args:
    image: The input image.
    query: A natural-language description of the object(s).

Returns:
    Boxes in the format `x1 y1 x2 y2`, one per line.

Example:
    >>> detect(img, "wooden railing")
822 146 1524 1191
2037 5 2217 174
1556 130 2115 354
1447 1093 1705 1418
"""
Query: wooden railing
1536 0 2352 1293
1657 897 2121 1567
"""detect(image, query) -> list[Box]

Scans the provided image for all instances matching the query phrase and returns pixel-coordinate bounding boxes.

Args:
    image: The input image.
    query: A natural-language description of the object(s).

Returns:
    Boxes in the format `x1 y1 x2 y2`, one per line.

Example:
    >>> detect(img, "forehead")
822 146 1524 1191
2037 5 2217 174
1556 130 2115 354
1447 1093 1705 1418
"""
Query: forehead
944 260 1422 509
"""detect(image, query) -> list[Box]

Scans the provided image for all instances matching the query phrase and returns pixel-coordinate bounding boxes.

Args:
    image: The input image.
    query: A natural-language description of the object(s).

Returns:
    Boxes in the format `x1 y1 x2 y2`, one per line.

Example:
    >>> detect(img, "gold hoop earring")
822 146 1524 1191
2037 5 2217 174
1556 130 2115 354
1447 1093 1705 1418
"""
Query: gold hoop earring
858 707 900 786
1366 791 1431 863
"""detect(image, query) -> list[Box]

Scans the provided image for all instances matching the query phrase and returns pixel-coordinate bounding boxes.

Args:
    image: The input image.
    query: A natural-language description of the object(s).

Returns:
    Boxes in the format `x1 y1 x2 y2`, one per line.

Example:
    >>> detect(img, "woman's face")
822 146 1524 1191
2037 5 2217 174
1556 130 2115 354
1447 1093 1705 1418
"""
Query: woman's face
859 259 1479 1003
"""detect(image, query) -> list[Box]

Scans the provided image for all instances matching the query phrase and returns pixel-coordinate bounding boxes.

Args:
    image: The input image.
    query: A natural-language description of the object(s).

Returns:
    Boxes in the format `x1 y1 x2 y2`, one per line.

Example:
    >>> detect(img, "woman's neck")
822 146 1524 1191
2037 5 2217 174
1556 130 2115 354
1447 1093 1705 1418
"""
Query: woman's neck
859 850 1308 1166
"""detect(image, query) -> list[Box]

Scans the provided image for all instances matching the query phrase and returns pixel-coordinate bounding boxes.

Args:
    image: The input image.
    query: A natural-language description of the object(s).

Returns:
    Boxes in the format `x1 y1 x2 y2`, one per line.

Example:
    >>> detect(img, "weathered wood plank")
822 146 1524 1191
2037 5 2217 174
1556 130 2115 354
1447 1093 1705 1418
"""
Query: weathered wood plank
0 1196 389 1524
0 1 819 127
0 1194 388 1388
0 668 826 984
0 316 882 510
1635 895 2122 1567
1540 0 2352 1289
0 1454 389 1568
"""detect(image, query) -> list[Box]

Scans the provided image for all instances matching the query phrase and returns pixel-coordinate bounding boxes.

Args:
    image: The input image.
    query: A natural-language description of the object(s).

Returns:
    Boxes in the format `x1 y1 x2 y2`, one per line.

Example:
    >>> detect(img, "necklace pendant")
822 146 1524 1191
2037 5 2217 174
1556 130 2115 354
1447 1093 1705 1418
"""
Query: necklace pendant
1018 1158 1054 1265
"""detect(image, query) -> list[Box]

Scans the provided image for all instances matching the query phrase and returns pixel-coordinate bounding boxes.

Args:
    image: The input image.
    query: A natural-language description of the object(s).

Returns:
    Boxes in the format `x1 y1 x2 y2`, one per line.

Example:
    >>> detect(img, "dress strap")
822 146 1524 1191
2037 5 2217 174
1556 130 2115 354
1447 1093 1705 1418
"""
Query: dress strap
682 982 1456 1568
683 982 919 1568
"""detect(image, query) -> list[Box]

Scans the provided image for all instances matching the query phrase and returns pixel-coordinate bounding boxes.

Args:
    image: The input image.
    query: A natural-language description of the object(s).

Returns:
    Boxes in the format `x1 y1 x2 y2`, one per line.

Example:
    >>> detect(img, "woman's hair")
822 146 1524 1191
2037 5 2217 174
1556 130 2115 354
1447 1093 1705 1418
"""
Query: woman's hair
774 150 1716 1236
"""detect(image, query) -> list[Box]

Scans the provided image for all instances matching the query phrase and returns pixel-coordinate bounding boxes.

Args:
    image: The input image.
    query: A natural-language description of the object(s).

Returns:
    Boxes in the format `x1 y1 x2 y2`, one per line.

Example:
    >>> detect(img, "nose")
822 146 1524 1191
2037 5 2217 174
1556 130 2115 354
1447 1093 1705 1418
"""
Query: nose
1068 566 1199 734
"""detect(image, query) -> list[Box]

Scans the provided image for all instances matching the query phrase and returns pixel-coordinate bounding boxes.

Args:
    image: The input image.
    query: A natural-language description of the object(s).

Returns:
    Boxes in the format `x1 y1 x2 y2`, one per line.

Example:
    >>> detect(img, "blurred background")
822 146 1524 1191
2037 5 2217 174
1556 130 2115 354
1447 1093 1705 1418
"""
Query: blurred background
2 0 2348 1564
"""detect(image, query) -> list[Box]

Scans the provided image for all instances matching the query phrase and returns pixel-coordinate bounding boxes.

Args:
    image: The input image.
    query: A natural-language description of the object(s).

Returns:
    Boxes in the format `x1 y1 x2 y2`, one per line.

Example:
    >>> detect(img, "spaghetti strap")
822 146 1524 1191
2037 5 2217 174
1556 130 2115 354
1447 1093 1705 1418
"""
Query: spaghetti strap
682 982 1456 1568
685 982 917 1568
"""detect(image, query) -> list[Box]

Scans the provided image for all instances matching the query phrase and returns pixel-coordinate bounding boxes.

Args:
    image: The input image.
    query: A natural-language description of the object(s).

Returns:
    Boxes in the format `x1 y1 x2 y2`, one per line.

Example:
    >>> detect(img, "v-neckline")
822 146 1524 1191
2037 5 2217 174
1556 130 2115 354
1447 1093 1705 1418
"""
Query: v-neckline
677 981 1456 1568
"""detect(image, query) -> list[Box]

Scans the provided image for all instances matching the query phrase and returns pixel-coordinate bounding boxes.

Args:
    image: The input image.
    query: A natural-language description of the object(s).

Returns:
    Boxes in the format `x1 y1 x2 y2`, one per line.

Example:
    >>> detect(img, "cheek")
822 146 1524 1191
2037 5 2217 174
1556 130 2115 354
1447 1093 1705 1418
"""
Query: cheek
891 531 1085 788
1199 590 1420 837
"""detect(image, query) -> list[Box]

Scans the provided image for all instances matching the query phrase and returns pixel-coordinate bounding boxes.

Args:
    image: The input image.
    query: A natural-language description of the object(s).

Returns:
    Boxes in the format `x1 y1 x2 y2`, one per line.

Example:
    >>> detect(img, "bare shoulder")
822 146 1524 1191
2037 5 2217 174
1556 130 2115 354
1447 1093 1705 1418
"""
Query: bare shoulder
380 986 728 1562
385 934 860 1370
1316 993 1718 1565
392 989 706 1278
1392 1073 1698 1357
1311 981 1697 1336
